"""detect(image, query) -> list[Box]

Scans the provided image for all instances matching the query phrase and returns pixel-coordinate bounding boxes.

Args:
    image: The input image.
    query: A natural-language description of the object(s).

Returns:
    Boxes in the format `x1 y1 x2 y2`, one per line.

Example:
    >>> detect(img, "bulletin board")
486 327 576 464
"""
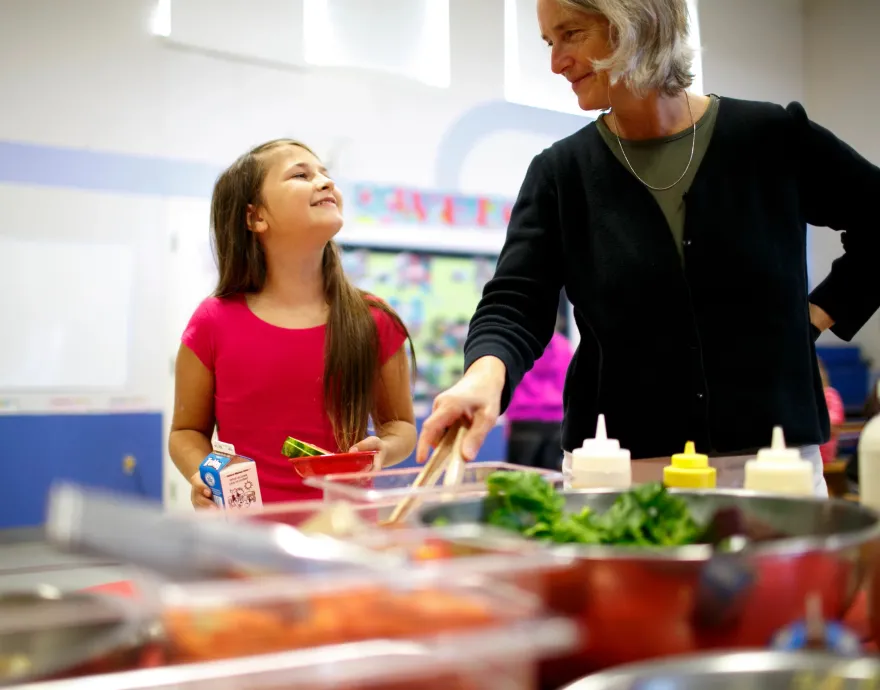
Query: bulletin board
341 245 572 402
341 246 497 401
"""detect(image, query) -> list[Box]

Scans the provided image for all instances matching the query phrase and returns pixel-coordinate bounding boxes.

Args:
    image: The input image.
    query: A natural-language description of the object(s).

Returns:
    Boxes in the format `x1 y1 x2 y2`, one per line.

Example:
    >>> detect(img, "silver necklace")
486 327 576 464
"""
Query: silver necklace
609 91 696 192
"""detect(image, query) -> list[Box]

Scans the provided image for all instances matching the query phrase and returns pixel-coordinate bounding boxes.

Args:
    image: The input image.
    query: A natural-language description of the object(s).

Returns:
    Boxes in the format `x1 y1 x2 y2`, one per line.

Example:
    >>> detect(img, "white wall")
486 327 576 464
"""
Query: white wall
803 0 880 365
699 0 880 372
699 0 805 106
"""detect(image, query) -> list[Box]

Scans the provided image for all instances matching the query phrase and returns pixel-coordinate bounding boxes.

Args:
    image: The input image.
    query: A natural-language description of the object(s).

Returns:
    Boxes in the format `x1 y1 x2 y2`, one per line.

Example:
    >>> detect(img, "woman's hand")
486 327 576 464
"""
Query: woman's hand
190 471 217 510
348 436 386 470
417 357 506 463
809 303 835 335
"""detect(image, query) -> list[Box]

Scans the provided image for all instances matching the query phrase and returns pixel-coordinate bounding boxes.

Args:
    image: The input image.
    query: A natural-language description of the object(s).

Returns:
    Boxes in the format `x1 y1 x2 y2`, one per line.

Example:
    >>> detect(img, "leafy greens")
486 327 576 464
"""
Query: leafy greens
484 472 704 547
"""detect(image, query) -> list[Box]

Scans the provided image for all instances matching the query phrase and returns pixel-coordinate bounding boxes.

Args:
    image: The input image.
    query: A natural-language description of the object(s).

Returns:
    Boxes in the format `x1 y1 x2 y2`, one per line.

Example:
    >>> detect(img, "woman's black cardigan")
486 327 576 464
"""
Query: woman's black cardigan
464 97 880 458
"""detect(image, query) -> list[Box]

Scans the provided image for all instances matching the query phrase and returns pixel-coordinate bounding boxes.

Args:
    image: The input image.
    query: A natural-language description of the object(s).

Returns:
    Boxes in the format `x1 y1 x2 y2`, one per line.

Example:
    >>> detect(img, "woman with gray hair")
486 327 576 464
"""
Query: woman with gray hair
417 0 880 496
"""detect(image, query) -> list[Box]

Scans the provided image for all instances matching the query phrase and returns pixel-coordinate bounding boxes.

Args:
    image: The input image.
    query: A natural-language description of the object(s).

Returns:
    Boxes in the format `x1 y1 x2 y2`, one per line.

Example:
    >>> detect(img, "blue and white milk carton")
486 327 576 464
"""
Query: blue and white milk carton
199 441 263 512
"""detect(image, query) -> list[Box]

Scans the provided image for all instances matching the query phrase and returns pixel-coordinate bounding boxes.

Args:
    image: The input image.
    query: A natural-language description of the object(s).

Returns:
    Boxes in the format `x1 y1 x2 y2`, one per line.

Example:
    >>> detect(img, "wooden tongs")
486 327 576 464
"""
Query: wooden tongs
383 421 469 526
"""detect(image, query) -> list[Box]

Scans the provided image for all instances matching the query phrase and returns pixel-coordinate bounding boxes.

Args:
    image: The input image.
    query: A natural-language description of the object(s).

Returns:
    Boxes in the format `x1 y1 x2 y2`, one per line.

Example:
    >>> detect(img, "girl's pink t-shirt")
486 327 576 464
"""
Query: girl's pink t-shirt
820 386 845 464
182 295 406 503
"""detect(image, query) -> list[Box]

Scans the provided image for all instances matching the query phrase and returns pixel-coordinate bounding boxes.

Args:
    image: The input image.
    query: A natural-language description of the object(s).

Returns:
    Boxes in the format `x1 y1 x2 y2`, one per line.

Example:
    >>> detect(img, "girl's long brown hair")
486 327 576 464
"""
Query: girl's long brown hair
210 139 414 451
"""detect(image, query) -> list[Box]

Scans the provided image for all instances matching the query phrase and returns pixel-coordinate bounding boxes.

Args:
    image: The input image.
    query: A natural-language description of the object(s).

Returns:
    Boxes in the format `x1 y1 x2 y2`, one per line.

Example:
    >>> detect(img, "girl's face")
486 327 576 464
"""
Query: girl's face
248 145 343 248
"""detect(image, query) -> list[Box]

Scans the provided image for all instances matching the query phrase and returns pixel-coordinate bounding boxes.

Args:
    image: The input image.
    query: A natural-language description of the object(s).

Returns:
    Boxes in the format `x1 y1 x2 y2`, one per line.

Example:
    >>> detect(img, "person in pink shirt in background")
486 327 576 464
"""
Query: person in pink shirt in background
505 313 574 470
818 358 845 464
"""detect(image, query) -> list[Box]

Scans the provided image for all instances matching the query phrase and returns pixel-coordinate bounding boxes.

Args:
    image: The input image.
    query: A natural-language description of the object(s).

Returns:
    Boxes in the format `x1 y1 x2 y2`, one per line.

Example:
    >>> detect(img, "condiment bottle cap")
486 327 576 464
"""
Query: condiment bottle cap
671 441 710 469
574 414 624 456
756 426 802 463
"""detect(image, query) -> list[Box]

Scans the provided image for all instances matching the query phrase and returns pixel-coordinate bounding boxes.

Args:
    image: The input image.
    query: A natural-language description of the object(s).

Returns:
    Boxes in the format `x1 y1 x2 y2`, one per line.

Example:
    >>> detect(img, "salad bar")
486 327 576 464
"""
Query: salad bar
421 474 877 671
2 442 880 689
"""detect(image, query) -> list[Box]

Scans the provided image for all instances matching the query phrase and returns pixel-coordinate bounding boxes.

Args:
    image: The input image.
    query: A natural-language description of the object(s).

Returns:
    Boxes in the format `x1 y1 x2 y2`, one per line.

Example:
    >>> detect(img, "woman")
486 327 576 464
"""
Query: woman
418 0 880 496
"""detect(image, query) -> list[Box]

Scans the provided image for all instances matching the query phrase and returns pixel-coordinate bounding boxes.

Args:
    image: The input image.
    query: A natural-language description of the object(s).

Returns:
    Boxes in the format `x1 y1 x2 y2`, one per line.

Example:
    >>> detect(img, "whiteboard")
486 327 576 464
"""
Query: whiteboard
0 238 133 390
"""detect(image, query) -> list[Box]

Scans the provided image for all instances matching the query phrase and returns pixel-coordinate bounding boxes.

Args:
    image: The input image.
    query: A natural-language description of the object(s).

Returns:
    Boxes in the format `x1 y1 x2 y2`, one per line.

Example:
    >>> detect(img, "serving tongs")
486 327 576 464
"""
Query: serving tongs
45 483 400 581
383 421 469 527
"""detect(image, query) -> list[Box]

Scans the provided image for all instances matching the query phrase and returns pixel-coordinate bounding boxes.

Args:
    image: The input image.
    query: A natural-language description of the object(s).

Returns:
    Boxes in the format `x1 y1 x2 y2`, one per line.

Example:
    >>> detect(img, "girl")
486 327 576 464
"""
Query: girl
170 139 416 508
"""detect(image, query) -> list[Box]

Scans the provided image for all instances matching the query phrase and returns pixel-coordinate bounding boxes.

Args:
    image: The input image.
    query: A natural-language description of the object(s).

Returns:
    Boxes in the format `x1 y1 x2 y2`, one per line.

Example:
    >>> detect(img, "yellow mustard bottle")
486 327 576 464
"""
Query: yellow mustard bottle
663 441 717 489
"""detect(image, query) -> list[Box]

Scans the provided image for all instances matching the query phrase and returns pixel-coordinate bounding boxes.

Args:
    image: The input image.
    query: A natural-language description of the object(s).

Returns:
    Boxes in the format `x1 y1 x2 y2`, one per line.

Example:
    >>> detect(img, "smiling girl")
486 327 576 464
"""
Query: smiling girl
170 139 416 508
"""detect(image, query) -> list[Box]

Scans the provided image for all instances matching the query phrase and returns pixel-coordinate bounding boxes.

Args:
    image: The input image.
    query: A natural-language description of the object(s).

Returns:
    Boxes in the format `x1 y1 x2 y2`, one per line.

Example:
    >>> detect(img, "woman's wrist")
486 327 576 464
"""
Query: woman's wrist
465 356 507 392
809 303 834 334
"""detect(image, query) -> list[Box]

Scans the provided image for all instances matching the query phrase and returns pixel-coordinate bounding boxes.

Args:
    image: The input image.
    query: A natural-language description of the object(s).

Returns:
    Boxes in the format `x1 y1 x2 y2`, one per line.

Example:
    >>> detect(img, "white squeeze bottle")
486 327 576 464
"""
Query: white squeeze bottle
743 426 813 496
569 414 632 489
858 382 880 511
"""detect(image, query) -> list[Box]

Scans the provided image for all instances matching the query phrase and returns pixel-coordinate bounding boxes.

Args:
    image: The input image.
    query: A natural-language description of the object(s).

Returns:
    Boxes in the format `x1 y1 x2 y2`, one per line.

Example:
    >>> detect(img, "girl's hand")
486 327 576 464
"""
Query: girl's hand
190 471 217 509
349 436 385 470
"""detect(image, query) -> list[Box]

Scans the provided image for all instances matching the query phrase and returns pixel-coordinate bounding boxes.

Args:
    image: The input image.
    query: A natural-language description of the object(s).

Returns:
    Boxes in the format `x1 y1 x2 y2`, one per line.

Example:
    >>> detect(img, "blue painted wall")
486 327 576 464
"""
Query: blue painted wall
0 413 164 528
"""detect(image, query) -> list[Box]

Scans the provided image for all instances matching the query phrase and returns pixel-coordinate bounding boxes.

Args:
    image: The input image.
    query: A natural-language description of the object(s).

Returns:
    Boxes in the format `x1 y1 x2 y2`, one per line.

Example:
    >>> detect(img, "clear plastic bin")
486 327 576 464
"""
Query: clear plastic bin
303 462 564 504
240 500 577 601
0 540 579 689
246 500 563 568
154 568 553 665
245 498 397 530
12 619 577 690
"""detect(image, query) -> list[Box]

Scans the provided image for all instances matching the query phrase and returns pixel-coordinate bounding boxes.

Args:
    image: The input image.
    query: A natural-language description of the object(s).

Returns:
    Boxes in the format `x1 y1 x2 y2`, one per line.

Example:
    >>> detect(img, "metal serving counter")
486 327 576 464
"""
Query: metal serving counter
0 528 129 594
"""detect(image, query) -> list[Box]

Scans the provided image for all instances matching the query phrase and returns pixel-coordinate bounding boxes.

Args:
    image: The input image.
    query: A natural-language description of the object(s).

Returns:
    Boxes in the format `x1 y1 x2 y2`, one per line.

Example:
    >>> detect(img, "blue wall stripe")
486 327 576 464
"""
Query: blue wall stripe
0 140 221 198
0 102 586 198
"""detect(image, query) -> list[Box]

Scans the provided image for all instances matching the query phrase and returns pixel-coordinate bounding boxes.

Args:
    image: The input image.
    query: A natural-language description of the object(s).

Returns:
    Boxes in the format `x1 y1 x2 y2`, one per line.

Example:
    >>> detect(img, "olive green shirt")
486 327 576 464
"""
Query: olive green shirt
597 95 721 262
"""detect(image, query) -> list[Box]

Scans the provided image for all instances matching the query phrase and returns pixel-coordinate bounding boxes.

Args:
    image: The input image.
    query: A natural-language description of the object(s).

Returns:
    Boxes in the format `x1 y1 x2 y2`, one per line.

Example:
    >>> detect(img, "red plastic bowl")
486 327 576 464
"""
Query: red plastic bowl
287 450 377 478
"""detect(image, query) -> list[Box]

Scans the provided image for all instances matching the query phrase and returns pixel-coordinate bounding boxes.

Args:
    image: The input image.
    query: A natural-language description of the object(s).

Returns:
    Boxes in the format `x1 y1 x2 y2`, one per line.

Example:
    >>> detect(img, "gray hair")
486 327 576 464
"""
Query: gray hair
558 0 695 96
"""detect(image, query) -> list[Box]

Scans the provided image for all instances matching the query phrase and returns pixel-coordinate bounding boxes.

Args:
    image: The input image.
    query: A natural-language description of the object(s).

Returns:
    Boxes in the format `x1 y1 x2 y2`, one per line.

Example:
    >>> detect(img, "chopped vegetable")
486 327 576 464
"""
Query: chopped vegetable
281 437 328 459
483 472 703 547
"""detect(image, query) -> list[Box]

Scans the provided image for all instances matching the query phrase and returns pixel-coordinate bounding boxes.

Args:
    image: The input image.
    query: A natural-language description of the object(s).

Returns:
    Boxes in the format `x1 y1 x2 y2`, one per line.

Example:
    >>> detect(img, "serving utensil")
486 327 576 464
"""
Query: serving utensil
383 422 468 527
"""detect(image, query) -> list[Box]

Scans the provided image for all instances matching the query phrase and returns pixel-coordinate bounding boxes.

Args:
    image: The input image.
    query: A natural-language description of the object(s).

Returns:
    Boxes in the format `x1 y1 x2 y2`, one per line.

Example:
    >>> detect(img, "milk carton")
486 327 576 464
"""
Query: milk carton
199 441 263 512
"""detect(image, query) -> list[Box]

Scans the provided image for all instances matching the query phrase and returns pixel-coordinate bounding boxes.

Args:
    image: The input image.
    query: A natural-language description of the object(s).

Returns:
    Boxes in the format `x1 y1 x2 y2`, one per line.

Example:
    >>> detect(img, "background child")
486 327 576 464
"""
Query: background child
818 358 844 464
505 312 573 470
169 139 416 508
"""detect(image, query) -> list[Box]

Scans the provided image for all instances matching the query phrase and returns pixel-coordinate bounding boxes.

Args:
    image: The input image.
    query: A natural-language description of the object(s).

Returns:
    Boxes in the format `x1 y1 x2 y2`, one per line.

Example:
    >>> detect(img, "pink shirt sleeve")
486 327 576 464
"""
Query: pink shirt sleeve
825 387 845 425
371 305 408 365
181 298 218 372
